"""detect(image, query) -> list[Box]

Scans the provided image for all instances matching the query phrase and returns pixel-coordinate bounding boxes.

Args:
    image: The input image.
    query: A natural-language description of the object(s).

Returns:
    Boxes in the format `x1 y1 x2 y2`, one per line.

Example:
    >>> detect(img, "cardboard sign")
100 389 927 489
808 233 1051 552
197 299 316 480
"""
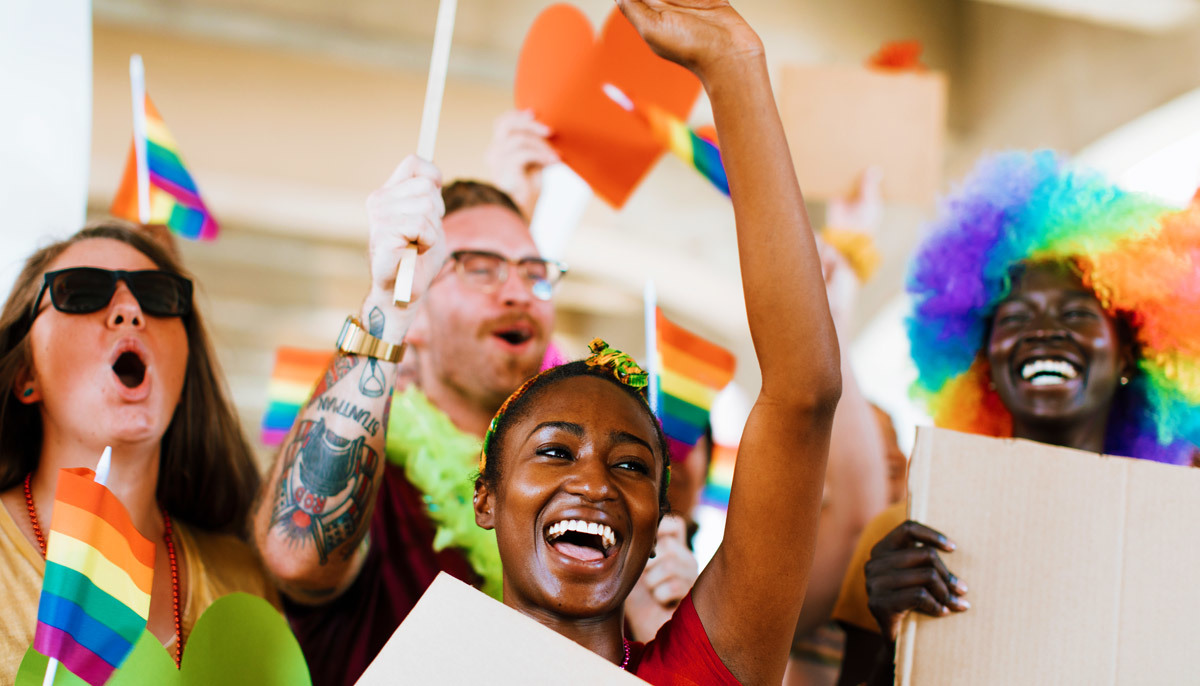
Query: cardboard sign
777 64 946 205
356 573 644 684
898 428 1200 685
514 4 702 208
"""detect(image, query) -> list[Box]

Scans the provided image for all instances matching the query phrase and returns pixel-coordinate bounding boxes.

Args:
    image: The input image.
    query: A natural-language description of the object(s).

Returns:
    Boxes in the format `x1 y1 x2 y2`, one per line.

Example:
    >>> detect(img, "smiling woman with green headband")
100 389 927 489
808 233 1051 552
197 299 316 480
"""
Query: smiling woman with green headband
457 1 843 682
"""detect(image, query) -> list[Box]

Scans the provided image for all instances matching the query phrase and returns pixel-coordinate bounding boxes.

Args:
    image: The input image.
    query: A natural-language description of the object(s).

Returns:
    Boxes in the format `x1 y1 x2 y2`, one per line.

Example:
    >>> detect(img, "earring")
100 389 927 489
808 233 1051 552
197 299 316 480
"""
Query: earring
22 388 33 398
1120 376 1129 386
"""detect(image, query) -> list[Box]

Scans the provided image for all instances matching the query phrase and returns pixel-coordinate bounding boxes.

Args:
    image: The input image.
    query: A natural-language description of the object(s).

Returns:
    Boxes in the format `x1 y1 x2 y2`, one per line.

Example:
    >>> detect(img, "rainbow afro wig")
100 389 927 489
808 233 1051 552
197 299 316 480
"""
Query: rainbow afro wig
907 150 1200 465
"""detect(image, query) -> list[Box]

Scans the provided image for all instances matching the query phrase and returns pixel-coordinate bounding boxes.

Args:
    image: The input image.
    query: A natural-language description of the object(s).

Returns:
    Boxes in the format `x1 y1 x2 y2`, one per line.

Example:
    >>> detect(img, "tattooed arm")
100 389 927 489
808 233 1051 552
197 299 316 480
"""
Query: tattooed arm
253 156 447 604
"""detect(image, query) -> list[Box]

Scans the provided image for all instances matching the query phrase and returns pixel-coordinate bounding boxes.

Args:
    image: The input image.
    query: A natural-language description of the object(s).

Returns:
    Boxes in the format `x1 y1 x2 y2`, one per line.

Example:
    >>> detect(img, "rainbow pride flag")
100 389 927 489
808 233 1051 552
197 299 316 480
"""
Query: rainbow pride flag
111 95 219 240
603 84 728 196
655 308 736 463
644 104 728 196
700 442 737 509
262 347 334 446
34 467 154 685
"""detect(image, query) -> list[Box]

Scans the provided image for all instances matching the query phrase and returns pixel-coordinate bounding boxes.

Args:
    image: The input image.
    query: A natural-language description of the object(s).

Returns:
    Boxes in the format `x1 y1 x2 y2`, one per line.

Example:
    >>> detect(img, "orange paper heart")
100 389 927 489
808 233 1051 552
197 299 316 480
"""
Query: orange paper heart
515 4 702 208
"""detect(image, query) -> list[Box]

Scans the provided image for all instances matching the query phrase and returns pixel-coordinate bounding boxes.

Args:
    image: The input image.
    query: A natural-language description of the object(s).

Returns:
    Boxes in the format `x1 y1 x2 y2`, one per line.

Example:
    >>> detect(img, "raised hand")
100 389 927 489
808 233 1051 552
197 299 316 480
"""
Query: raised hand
826 166 884 236
864 521 969 641
485 110 559 219
614 0 763 79
364 155 447 340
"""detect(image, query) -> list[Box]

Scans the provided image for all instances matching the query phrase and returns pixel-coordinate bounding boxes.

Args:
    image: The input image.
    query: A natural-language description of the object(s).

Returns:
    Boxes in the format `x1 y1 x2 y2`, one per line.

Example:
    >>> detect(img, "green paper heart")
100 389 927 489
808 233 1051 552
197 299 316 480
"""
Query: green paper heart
16 593 310 685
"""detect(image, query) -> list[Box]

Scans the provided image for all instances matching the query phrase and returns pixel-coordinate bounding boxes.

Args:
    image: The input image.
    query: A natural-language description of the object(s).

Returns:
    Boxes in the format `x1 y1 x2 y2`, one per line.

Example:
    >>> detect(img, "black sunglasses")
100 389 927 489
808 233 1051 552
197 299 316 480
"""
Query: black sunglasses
31 267 193 321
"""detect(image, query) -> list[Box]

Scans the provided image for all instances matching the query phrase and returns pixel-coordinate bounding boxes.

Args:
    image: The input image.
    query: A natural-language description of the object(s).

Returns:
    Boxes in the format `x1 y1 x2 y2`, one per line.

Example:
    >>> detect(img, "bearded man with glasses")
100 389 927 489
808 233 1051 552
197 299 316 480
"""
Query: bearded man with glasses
255 141 568 684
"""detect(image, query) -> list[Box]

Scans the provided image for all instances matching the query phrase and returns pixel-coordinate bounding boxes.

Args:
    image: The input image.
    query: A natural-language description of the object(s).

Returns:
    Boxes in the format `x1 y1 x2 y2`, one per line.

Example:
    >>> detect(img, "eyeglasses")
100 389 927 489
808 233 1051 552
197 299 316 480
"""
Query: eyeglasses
31 267 194 321
436 250 567 301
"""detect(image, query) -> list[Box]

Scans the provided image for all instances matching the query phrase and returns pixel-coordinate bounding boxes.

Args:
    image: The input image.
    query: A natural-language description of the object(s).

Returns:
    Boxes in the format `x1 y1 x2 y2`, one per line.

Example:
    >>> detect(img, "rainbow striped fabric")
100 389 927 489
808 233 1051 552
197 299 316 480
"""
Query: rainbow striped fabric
111 95 219 240
655 308 736 463
701 442 737 509
34 468 154 686
261 347 333 446
645 104 728 196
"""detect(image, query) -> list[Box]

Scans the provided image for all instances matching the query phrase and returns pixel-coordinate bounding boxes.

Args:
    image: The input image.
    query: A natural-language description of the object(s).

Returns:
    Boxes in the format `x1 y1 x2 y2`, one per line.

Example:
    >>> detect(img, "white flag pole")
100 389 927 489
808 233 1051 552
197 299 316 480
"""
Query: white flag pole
94 446 113 486
394 0 458 305
42 446 112 685
129 55 150 225
644 280 659 415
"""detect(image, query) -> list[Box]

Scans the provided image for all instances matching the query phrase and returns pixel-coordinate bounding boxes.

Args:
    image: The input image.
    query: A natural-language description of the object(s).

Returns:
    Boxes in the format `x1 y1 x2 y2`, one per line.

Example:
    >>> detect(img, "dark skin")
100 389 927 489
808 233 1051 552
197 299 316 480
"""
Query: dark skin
844 263 1137 686
474 377 664 643
476 1 843 683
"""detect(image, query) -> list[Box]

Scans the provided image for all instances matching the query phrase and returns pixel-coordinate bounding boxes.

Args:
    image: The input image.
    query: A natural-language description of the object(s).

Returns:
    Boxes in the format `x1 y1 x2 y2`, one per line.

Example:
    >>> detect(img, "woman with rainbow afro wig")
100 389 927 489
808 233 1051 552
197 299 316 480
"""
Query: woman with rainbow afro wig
836 150 1200 686
908 149 1200 465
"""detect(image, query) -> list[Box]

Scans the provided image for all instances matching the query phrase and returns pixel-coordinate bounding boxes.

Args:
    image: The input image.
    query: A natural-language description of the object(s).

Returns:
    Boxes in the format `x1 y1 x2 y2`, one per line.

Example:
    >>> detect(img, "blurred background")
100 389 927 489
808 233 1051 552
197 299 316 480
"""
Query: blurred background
5 0 1200 463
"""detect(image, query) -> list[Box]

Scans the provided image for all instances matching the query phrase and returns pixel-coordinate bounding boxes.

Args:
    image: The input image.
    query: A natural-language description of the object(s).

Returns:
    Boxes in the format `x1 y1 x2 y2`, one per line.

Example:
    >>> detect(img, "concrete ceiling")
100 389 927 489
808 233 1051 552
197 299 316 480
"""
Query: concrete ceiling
973 0 1200 32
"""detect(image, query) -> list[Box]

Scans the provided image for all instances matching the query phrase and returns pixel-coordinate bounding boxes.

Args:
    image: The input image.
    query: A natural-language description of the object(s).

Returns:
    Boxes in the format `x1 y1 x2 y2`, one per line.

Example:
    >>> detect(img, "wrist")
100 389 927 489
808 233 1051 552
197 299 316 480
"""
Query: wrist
360 289 418 344
697 46 766 92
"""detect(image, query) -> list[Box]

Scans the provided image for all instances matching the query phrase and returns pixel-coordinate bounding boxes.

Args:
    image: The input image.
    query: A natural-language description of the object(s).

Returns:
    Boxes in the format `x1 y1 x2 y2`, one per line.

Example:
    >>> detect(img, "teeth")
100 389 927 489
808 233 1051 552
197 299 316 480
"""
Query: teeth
546 519 616 551
1030 375 1065 386
1020 358 1078 381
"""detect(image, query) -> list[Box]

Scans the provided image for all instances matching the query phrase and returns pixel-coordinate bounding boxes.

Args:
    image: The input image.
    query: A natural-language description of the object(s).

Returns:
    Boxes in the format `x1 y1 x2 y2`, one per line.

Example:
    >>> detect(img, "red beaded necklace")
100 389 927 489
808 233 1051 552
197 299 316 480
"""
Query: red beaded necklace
24 473 184 668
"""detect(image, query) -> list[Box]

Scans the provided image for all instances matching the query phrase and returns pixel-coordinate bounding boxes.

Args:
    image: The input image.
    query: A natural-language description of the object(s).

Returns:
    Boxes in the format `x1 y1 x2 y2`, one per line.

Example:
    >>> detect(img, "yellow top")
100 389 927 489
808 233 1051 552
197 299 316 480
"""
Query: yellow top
832 500 907 633
0 500 281 682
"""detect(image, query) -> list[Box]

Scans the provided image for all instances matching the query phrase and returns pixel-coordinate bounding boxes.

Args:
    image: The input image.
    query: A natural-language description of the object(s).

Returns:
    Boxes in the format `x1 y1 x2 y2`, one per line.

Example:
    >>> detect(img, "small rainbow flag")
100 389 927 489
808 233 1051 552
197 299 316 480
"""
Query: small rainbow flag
655 307 736 463
701 442 737 509
604 83 728 196
262 347 334 446
111 94 219 240
34 467 154 685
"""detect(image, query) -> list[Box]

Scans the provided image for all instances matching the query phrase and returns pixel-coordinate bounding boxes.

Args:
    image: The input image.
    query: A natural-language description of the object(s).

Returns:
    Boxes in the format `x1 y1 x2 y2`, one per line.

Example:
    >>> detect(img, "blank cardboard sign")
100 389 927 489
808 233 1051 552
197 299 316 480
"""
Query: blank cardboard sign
356 573 643 685
898 428 1200 685
778 64 946 205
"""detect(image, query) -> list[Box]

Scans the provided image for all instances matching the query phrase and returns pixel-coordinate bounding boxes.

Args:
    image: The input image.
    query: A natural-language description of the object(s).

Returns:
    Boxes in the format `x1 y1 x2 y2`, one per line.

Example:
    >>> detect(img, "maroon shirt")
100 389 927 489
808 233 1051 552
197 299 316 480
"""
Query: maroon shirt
284 463 482 686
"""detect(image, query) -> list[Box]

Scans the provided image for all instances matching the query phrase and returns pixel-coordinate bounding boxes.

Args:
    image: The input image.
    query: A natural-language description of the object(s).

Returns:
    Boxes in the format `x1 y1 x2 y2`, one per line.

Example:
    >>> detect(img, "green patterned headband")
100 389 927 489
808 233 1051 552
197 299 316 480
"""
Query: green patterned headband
478 338 651 474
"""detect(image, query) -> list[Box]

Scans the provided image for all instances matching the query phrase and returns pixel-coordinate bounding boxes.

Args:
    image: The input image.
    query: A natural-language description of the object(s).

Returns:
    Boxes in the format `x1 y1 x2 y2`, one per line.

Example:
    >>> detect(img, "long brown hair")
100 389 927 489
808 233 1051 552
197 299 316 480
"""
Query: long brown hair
0 221 259 535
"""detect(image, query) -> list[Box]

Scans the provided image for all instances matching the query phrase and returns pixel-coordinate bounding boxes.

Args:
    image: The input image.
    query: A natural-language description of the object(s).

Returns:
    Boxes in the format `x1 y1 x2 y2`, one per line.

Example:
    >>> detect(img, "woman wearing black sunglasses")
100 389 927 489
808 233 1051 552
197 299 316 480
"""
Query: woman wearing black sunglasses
0 222 277 679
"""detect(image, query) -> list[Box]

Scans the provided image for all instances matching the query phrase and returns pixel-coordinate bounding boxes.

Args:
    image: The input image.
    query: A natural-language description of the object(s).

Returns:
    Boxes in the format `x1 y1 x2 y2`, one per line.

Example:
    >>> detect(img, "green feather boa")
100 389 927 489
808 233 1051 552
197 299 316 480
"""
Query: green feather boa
384 387 503 599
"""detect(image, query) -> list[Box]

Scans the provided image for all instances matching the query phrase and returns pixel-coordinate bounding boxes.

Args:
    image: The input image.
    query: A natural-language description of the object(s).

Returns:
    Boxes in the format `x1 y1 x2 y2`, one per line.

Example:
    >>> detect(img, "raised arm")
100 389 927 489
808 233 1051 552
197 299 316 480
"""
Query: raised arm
616 1 841 683
253 156 447 604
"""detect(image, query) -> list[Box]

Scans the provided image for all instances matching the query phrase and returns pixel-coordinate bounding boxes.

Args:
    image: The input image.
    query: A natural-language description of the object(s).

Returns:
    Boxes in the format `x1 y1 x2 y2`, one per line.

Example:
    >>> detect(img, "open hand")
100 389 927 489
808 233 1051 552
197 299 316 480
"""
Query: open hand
826 166 884 234
864 521 968 641
364 156 448 329
485 110 559 219
614 0 763 78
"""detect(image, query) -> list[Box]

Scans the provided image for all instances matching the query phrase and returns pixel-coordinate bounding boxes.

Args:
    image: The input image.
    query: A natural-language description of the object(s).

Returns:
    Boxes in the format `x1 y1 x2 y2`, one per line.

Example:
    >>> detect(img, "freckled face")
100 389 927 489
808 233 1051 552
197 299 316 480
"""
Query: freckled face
484 376 663 619
25 239 189 449
987 263 1129 429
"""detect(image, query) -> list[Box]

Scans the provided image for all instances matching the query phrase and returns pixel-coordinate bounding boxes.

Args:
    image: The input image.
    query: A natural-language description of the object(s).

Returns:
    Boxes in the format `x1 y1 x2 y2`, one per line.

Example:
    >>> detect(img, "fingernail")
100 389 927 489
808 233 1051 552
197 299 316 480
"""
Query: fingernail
940 536 955 550
956 598 971 610
948 574 967 594
938 605 950 616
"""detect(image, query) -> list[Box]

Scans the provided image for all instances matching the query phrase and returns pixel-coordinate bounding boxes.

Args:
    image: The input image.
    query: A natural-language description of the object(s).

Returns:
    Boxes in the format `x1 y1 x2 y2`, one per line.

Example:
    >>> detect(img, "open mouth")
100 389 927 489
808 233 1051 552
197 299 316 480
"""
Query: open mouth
493 325 533 346
1019 357 1080 387
546 519 618 562
112 351 147 389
